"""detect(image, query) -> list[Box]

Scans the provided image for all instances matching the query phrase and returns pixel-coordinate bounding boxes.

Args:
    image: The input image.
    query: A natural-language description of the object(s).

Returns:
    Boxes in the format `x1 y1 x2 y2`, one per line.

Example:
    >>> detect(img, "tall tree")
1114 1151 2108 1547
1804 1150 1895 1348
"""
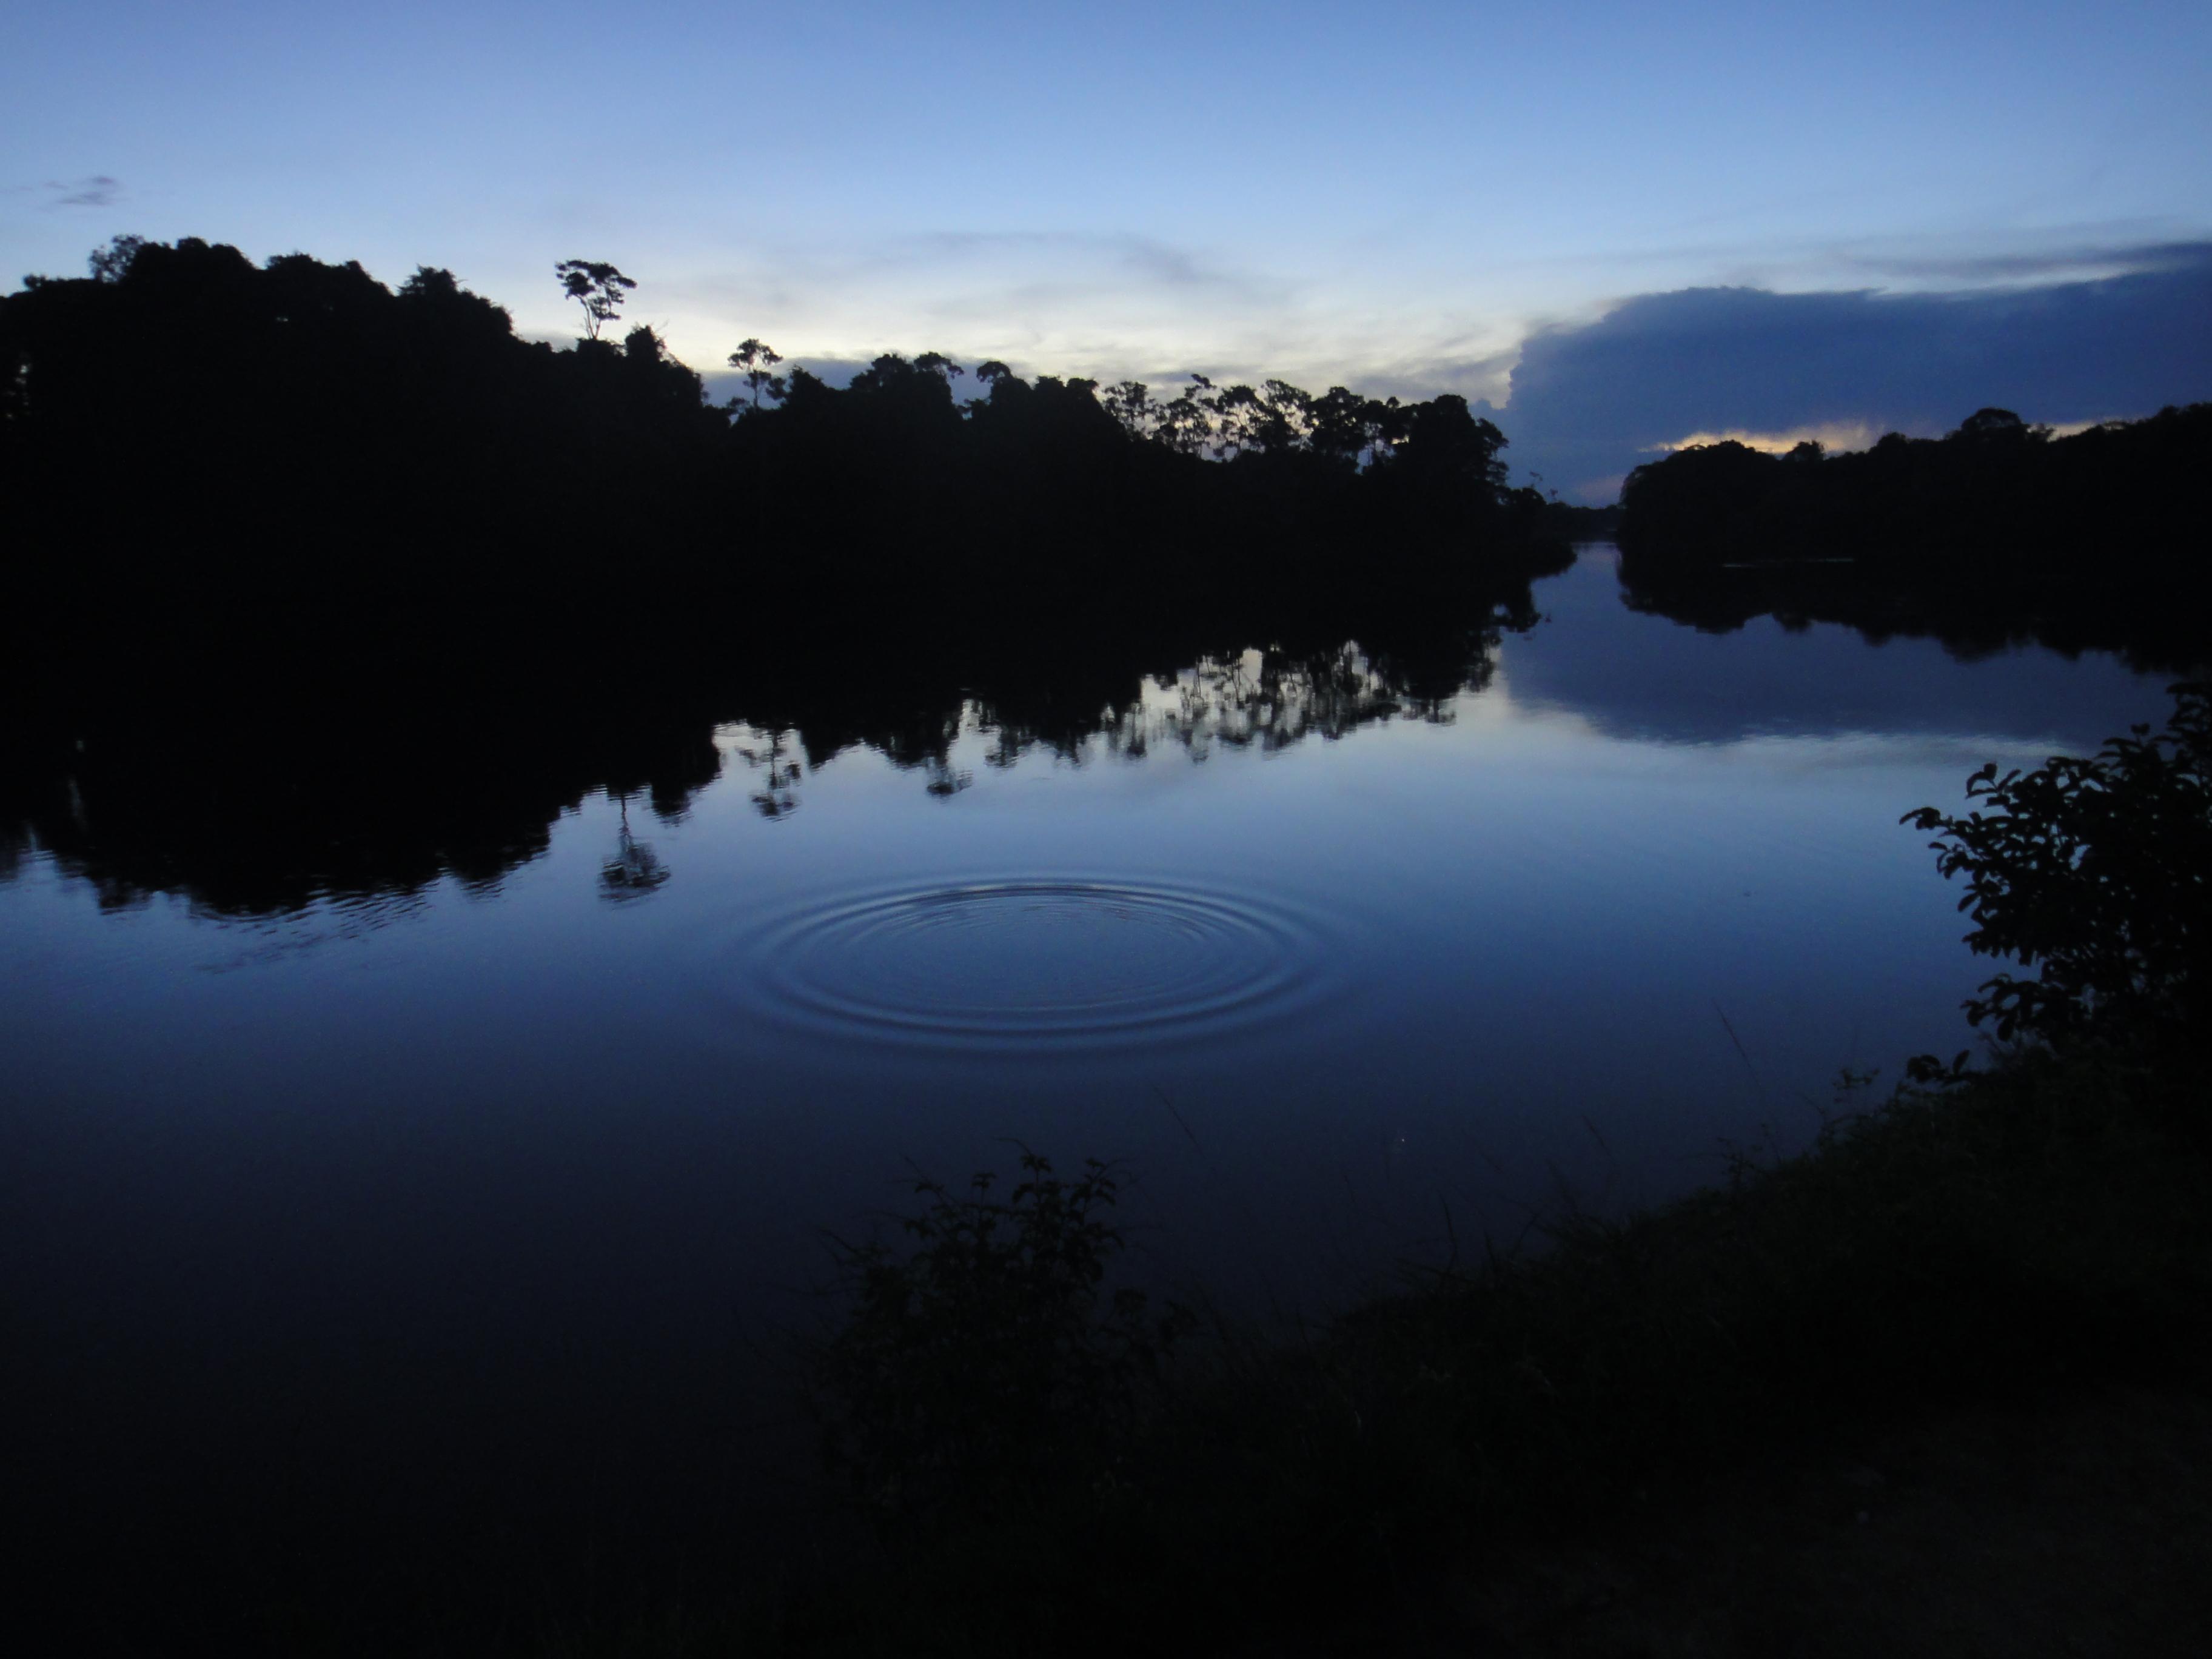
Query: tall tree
1308 385 1375 469
1250 380 1316 454
554 260 635 341
1207 382 1262 460
1153 378 1214 456
87 234 146 283
1101 381 1153 439
728 337 785 412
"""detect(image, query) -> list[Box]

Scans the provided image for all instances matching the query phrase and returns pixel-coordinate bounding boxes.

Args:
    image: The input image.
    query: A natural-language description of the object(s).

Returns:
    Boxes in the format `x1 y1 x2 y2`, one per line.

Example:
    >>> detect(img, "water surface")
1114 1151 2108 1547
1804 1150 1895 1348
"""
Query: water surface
1 545 2177 1581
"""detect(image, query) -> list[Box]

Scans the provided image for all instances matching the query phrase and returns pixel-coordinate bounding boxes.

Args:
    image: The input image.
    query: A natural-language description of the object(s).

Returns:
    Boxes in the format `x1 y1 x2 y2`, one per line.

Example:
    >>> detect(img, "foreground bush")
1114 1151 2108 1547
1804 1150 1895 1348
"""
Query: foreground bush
811 1153 1191 1534
776 1049 2212 1656
1905 682 2210 1048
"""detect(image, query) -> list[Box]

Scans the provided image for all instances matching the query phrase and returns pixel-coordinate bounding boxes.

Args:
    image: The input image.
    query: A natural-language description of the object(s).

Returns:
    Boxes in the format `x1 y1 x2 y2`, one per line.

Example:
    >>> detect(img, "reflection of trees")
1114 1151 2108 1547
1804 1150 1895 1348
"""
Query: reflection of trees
1094 641 1467 761
598 794 670 902
722 724 805 820
923 759 973 797
0 683 725 922
4 589 1540 921
825 618 1522 792
1618 555 2209 675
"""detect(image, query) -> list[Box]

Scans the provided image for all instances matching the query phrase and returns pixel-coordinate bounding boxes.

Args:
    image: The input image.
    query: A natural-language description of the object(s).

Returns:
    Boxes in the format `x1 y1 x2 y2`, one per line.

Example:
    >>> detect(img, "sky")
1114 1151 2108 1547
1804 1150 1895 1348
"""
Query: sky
6 1 2211 498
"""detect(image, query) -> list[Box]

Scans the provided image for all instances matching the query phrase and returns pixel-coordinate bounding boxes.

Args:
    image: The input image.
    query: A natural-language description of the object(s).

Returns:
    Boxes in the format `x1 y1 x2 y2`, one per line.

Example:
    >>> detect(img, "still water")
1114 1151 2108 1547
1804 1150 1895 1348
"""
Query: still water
0 545 2177 1542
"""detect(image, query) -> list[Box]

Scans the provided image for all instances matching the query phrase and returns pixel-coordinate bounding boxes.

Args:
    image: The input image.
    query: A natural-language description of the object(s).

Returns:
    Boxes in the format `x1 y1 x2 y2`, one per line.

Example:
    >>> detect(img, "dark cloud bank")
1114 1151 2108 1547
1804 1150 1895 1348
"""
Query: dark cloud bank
1489 243 2212 501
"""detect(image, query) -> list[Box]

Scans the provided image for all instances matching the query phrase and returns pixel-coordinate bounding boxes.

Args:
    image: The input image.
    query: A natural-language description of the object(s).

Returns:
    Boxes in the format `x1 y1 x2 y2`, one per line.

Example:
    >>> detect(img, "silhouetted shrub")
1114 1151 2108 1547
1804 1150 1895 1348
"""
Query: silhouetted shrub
1905 683 2211 1045
812 1153 1191 1532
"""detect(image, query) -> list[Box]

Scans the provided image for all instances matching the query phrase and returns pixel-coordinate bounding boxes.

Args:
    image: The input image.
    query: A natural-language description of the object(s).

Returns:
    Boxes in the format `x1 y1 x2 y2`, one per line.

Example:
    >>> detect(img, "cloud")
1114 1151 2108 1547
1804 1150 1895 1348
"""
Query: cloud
43 175 122 209
1652 420 1883 456
645 229 1440 395
1489 243 2212 502
894 231 1262 298
667 230 1284 346
1356 344 1520 407
1831 239 2212 287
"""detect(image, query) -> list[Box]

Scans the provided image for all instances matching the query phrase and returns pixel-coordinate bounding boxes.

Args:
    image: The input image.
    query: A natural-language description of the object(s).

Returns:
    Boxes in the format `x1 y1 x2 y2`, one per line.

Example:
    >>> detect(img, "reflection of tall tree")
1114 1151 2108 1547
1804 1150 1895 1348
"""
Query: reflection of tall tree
727 726 804 820
923 757 973 797
598 794 670 902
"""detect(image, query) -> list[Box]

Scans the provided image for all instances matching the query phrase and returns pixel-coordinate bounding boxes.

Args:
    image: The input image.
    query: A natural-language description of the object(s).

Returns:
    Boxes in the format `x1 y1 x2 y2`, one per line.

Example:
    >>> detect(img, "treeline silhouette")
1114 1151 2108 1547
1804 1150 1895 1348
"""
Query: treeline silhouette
1 235 1566 643
1615 404 2212 669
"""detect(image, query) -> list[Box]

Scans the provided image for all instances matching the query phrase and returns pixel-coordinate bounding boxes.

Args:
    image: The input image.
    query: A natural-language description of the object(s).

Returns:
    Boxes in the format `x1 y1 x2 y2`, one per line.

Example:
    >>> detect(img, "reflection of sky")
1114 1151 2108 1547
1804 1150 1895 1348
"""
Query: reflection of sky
0 553 2179 1338
1497 550 2178 748
6 2 2209 435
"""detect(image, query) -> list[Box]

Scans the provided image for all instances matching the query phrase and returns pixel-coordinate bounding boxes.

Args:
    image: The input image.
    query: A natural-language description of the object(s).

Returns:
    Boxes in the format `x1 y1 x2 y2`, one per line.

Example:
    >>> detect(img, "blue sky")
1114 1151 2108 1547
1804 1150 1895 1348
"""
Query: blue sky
7 2 2210 496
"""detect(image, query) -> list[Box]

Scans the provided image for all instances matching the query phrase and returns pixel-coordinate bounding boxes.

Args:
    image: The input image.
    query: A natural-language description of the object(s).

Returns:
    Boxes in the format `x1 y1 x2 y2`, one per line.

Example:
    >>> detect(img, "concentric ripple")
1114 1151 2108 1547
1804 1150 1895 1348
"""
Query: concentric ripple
735 879 1332 1051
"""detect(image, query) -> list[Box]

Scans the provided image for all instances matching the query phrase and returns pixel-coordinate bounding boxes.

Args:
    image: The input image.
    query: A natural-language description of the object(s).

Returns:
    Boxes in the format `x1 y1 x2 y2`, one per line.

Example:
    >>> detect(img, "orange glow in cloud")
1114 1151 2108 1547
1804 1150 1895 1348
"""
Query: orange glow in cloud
1652 420 1883 455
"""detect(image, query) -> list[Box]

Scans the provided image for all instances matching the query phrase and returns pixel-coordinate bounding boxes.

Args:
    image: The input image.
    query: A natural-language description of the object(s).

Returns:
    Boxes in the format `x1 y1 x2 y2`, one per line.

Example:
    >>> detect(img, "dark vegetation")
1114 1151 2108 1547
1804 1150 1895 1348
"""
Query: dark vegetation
1615 406 2212 669
775 1057 2209 1657
1903 686 2211 1050
813 1154 1194 1535
1 233 1565 643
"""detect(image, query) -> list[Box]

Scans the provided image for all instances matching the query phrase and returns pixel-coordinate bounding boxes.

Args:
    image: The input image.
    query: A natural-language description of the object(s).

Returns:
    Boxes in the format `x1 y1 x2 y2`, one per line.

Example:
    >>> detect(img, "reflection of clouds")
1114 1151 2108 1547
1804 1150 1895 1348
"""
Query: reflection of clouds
1715 731 2105 774
1493 558 2174 754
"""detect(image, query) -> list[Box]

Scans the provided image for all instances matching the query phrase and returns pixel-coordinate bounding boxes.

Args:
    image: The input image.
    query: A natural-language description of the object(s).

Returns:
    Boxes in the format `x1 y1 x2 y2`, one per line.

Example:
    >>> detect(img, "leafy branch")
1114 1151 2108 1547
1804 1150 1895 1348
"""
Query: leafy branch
1904 683 2210 1044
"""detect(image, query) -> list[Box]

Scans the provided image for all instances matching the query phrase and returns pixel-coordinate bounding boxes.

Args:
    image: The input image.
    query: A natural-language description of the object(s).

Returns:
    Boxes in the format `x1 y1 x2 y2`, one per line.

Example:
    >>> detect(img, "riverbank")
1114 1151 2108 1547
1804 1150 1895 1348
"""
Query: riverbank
1419 1378 2212 1657
735 1037 2211 1656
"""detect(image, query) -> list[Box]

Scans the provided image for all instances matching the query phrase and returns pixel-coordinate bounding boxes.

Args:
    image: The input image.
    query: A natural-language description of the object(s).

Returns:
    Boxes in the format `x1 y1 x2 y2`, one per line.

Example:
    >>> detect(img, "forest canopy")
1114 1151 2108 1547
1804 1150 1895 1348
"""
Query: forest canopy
1617 402 2211 572
0 236 1568 640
